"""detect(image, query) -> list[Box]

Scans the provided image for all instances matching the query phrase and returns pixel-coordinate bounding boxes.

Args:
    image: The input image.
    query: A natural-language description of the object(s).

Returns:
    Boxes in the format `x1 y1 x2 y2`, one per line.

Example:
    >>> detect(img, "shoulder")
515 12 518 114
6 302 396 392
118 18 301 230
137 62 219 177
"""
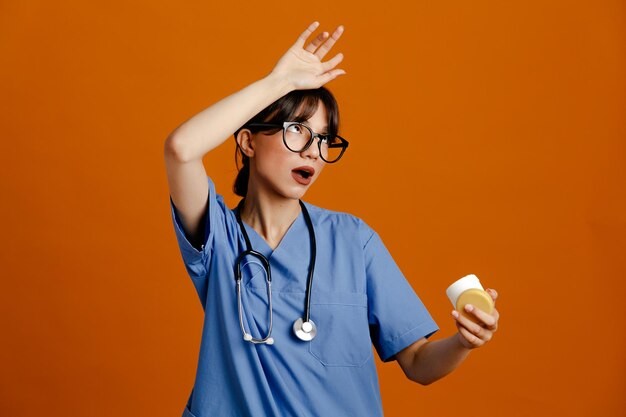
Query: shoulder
302 201 377 249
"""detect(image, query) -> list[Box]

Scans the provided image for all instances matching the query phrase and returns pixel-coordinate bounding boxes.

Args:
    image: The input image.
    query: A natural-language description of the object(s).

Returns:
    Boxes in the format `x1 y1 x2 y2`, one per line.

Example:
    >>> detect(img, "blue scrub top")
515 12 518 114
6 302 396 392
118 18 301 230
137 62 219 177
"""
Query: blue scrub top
170 176 439 417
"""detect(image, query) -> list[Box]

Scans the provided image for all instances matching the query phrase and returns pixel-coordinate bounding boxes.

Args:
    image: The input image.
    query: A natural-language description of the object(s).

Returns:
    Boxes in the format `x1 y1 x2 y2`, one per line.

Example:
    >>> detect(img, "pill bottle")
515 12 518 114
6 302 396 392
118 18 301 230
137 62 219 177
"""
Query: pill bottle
446 274 494 323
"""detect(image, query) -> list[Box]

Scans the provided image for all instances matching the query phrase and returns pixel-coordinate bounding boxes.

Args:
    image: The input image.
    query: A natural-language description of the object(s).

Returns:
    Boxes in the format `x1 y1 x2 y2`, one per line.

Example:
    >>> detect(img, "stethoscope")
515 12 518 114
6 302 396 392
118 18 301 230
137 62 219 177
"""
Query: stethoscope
234 199 317 345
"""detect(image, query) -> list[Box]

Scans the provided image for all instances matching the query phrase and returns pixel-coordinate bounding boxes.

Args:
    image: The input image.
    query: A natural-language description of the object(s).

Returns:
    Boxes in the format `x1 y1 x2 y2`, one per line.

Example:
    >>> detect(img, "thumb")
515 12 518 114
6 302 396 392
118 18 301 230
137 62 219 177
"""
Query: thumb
316 69 346 86
486 288 498 305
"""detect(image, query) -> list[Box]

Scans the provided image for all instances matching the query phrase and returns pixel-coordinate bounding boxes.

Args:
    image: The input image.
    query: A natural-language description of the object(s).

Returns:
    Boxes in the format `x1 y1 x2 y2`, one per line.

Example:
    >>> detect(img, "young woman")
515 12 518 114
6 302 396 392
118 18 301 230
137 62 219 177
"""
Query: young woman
164 22 500 417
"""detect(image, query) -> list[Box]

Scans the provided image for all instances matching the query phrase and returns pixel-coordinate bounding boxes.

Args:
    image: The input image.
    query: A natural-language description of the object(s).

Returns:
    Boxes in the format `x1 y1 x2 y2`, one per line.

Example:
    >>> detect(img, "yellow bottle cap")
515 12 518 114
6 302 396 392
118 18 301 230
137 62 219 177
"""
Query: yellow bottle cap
456 288 494 323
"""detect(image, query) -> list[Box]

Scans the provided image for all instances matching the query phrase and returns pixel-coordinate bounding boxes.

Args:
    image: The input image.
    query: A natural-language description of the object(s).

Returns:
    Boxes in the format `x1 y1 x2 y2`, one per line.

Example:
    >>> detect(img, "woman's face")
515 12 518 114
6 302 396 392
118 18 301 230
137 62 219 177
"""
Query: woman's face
248 101 328 201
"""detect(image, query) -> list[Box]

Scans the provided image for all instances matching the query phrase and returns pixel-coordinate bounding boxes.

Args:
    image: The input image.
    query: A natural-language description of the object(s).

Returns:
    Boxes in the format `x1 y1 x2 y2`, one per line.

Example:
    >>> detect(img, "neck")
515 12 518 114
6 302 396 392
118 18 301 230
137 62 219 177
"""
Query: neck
240 191 302 250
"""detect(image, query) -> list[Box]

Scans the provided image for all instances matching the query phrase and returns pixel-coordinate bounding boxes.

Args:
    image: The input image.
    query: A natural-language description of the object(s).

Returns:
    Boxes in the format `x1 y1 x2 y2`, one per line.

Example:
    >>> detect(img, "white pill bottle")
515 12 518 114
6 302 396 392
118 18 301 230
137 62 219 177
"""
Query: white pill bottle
446 274 494 323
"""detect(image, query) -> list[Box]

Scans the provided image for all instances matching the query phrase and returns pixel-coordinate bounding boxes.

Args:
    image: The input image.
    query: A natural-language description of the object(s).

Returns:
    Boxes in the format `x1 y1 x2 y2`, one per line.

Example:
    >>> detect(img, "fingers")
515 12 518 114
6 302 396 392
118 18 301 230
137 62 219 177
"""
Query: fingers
492 307 500 323
295 21 320 48
313 25 344 59
453 309 491 338
321 52 344 72
464 304 498 331
277 22 346 90
452 289 500 349
317 52 346 85
456 322 486 348
297 23 344 60
316 68 347 85
452 308 495 349
304 31 329 54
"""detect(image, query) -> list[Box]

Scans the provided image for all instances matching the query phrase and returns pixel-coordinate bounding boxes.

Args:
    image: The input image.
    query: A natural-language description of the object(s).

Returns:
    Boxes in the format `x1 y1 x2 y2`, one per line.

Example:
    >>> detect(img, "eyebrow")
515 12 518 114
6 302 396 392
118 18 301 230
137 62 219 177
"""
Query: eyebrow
300 122 329 133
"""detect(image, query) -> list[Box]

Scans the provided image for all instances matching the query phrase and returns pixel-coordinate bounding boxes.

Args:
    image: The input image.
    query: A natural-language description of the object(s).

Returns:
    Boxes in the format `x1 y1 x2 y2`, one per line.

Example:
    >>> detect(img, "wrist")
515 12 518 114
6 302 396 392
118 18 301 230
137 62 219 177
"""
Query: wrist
454 332 473 352
263 72 294 97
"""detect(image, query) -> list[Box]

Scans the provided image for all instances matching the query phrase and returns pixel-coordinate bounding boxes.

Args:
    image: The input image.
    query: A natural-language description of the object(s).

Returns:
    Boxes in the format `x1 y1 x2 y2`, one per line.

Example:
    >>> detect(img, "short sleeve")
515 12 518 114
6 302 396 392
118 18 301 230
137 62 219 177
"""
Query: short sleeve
364 229 439 362
170 176 226 306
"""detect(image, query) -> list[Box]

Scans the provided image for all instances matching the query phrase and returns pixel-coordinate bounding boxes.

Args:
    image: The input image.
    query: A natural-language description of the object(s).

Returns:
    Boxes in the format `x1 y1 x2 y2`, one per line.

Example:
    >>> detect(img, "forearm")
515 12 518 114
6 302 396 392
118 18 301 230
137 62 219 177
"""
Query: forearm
407 333 471 385
165 73 293 162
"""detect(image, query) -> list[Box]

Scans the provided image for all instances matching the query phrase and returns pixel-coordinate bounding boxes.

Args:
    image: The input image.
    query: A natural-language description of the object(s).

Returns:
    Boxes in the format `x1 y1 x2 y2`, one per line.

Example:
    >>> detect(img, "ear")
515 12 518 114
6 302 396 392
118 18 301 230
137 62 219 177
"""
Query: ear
235 129 256 158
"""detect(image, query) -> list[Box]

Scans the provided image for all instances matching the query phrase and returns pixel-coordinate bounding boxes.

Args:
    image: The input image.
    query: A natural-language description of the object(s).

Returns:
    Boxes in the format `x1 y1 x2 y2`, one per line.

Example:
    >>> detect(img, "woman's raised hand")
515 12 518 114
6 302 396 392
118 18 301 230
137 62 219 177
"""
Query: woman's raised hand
270 22 346 91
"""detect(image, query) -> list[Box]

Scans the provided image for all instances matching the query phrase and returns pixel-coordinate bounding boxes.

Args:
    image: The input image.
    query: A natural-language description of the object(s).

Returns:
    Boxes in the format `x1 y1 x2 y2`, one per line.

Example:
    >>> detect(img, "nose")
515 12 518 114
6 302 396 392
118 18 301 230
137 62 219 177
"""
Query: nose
301 136 321 160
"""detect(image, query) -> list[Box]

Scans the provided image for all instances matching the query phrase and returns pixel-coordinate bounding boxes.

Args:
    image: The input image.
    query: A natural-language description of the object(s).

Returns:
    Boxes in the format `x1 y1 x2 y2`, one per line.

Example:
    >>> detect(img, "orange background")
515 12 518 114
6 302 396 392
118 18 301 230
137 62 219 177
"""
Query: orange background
1 0 625 416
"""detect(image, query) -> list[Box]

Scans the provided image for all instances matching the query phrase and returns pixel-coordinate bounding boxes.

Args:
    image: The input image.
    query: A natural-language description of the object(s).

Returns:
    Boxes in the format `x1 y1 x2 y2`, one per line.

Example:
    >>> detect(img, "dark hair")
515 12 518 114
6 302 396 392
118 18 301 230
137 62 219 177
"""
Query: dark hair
233 87 340 197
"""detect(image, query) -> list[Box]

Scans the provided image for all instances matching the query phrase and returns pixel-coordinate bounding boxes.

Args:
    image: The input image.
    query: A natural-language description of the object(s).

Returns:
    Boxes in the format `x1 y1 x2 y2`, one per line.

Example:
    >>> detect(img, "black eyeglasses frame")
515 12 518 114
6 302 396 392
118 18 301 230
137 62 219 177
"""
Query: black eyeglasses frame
245 122 349 163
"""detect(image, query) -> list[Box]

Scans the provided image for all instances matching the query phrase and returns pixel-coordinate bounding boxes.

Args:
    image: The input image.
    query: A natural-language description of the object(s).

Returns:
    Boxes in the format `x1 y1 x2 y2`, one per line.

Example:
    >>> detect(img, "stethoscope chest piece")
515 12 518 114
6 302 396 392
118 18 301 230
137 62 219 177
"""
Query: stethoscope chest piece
293 318 317 341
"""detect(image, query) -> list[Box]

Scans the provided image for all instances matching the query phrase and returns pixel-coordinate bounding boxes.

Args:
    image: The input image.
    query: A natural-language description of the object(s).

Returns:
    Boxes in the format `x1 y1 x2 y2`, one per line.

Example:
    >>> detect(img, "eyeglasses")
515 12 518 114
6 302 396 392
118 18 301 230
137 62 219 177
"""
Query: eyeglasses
246 122 349 163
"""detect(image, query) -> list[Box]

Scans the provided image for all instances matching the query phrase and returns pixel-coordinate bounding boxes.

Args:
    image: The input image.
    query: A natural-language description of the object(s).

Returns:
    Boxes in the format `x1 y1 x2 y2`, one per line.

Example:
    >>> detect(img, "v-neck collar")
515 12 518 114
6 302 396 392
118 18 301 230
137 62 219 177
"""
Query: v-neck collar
234 204 306 260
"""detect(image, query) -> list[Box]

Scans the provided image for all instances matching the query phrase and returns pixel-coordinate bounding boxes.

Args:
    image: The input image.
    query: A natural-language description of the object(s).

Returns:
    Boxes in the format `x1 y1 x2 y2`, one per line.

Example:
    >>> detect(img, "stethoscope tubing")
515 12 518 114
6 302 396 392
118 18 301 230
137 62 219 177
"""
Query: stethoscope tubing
300 201 316 324
235 248 274 344
234 199 316 344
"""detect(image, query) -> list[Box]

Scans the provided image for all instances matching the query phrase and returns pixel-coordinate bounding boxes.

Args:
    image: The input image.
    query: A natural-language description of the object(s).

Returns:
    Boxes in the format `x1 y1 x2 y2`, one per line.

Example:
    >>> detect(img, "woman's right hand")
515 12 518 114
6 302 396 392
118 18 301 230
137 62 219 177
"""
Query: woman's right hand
270 22 346 91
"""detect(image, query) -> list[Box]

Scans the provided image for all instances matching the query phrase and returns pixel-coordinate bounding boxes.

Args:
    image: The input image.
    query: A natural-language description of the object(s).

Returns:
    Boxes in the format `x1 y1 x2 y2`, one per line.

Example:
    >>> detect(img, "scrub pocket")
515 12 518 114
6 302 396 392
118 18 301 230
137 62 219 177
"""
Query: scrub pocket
308 291 372 367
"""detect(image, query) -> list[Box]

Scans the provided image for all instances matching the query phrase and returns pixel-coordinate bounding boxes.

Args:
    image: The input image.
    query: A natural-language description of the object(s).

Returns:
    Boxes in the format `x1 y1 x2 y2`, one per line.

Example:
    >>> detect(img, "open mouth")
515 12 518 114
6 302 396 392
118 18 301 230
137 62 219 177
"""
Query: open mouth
295 169 311 179
292 166 315 179
292 166 315 184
